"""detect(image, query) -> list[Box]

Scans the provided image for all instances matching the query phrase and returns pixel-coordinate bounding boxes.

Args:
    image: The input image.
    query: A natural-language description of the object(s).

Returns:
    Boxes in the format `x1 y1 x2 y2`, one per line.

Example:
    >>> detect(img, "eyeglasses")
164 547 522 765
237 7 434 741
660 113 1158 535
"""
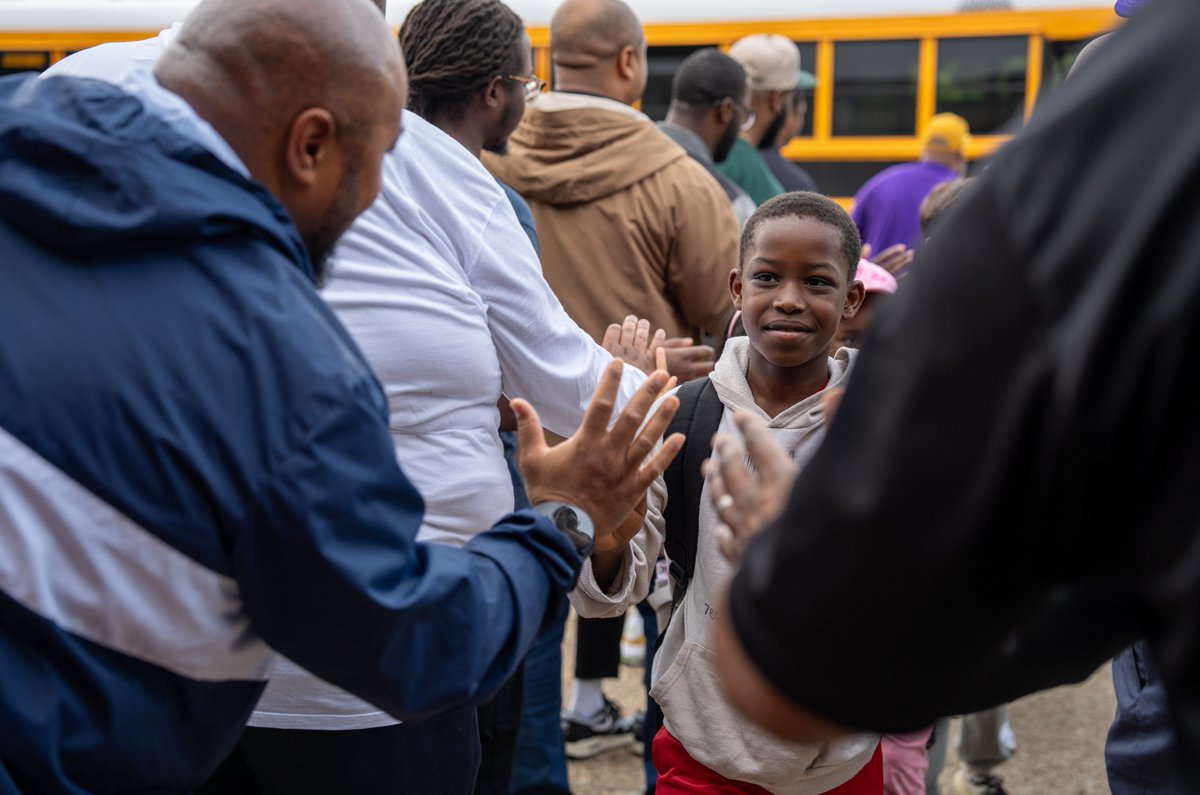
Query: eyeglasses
503 74 547 102
678 96 757 131
728 98 757 131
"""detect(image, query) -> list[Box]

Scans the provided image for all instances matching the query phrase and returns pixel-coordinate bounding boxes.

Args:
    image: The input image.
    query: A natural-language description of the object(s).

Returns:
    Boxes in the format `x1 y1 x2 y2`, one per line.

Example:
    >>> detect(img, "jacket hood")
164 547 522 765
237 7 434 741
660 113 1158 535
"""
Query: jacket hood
0 74 310 274
487 92 687 205
710 337 857 428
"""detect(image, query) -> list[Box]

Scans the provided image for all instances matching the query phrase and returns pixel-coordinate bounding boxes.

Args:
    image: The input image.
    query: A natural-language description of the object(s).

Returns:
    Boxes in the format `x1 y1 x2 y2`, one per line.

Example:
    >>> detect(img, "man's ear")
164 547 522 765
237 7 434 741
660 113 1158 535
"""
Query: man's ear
617 44 639 81
716 97 735 126
285 107 337 188
767 89 787 116
842 280 866 322
483 76 505 109
728 267 744 309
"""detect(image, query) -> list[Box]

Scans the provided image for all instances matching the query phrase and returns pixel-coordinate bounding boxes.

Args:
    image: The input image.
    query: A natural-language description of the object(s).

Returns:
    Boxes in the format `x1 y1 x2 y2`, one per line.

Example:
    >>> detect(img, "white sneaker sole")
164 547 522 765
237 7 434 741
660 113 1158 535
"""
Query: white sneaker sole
565 733 635 760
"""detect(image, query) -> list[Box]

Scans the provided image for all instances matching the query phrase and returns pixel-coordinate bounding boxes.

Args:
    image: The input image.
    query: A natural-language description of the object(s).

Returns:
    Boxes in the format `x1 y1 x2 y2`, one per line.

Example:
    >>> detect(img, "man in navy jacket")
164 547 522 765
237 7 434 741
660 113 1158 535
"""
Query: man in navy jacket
0 0 681 791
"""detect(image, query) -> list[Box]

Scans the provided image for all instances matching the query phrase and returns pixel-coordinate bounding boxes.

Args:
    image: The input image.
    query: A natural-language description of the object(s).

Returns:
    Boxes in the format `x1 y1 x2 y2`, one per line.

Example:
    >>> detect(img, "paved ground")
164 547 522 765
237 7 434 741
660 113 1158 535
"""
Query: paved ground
561 611 1116 794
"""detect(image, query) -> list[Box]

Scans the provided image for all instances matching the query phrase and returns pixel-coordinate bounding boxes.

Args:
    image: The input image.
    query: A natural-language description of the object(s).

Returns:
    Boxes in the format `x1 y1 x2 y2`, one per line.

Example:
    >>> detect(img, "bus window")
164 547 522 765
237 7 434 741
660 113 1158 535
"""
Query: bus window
832 40 919 136
641 45 708 122
794 41 816 138
1 52 50 76
936 36 1027 134
1041 37 1097 101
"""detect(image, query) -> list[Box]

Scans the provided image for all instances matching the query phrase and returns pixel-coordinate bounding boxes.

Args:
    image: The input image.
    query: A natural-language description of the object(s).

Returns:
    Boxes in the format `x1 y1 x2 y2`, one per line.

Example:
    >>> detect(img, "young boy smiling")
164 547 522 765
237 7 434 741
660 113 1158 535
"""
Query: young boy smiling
571 192 883 794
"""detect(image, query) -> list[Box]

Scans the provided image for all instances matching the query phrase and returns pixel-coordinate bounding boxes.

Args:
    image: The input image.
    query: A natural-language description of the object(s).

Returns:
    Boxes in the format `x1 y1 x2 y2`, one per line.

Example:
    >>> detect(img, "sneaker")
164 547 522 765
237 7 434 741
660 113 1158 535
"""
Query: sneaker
950 768 1009 795
563 698 637 759
619 635 646 666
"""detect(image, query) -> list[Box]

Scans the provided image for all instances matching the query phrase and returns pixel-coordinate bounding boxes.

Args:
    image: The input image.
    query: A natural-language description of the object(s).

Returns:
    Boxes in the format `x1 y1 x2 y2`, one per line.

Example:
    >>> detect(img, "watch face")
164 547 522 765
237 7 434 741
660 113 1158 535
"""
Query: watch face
552 506 579 533
551 505 594 556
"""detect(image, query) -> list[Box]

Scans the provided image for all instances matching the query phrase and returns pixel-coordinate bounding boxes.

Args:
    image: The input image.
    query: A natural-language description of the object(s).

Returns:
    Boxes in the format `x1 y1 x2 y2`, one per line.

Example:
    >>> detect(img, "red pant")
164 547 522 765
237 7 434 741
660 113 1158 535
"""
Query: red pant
652 727 883 795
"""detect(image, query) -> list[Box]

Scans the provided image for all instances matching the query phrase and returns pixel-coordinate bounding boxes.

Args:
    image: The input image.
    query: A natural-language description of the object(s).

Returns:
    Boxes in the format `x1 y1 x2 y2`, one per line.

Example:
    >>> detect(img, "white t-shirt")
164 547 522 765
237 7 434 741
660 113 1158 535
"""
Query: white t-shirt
248 112 645 729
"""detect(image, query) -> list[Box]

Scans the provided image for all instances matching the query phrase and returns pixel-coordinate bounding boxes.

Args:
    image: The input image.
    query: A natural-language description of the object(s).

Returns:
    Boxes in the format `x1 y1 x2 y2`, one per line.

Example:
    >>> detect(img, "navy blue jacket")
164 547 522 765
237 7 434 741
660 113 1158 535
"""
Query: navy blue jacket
0 74 580 793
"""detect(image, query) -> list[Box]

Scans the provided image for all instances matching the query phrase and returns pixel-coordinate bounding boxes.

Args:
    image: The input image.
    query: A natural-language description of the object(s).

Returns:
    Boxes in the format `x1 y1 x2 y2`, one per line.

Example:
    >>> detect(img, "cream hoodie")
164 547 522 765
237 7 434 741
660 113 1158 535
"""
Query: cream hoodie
571 338 879 794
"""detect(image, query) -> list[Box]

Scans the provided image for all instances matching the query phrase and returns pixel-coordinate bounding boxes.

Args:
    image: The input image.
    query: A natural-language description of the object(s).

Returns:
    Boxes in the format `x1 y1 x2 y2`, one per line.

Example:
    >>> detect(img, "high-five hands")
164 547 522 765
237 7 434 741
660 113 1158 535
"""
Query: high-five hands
704 412 799 565
602 315 663 375
602 314 714 382
513 360 684 542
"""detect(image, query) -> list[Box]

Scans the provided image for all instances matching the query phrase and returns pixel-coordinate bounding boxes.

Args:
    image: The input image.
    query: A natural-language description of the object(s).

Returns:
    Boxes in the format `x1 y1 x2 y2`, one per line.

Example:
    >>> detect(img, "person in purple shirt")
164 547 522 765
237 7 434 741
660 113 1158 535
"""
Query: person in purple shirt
850 113 970 259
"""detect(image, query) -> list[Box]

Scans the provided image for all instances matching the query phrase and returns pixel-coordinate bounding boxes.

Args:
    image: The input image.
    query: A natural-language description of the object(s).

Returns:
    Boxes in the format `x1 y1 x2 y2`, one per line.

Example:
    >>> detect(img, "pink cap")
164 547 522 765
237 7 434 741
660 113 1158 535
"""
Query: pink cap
855 259 898 294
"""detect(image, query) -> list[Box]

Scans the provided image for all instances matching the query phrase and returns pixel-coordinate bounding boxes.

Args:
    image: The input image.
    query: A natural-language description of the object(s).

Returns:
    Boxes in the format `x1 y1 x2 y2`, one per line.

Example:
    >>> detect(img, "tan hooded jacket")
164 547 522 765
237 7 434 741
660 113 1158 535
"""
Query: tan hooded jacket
485 93 739 341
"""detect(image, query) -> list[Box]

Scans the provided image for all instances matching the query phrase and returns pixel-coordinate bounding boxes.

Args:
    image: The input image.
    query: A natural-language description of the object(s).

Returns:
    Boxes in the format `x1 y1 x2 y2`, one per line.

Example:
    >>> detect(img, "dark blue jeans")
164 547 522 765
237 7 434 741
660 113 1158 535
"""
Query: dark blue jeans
510 599 571 795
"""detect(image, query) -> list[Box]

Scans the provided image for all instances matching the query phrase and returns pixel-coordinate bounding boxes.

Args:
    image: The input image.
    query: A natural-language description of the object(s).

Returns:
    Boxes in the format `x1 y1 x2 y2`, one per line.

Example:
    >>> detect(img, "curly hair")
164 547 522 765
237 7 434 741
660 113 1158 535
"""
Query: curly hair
739 191 861 279
399 0 526 119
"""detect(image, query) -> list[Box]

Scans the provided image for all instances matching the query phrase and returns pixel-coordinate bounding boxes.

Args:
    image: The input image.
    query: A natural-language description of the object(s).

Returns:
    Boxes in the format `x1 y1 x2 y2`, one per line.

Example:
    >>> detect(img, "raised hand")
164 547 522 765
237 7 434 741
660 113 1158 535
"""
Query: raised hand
513 360 684 539
650 336 715 382
704 412 799 564
602 315 665 375
861 242 914 275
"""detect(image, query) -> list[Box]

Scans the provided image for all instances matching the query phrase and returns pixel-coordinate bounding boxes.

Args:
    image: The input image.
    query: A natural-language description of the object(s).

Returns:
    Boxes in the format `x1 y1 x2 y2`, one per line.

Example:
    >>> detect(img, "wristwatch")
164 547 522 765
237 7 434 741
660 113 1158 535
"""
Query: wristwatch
533 502 595 557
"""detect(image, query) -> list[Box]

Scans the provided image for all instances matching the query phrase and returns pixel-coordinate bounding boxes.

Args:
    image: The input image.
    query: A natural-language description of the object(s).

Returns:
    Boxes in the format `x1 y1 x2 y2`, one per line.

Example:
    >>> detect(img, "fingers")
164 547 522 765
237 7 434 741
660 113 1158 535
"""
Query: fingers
624 392 681 465
731 412 794 485
602 323 620 353
870 244 914 274
634 317 650 351
872 243 905 261
511 398 548 461
577 359 626 439
860 242 873 260
621 314 638 348
709 432 758 528
716 522 740 563
663 344 716 381
633 431 685 493
659 336 694 349
658 375 678 400
655 345 668 373
606 368 672 449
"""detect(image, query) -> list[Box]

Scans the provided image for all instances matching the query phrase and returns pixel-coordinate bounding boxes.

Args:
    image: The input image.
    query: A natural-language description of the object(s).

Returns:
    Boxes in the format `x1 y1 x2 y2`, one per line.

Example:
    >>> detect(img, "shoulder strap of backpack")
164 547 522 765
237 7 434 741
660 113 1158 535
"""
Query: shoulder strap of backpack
660 377 723 632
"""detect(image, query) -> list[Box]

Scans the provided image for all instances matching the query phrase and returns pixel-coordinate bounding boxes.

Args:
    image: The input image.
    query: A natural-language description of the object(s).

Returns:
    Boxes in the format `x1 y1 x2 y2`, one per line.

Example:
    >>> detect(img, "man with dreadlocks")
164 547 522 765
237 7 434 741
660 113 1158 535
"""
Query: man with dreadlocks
393 1 562 792
267 0 682 791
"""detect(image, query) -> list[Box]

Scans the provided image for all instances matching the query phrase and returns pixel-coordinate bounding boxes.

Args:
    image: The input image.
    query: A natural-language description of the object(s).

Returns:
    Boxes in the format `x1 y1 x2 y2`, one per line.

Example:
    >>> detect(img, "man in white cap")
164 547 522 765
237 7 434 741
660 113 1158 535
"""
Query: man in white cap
718 33 808 205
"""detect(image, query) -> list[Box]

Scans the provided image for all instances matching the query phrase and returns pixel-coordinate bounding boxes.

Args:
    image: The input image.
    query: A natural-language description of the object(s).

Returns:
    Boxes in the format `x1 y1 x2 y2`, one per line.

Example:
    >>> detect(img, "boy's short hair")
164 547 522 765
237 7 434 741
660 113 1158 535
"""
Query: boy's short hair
740 191 861 279
919 178 973 238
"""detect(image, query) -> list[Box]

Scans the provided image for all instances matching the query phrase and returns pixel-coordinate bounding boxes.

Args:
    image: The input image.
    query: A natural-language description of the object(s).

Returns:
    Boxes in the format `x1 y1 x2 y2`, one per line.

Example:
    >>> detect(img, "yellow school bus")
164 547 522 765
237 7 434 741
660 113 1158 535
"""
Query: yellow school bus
1 0 1118 199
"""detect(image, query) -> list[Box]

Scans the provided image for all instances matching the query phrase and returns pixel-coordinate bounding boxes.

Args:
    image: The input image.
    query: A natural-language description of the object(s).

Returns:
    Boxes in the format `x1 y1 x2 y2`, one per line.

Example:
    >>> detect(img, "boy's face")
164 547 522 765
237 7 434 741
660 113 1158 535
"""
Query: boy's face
730 216 864 372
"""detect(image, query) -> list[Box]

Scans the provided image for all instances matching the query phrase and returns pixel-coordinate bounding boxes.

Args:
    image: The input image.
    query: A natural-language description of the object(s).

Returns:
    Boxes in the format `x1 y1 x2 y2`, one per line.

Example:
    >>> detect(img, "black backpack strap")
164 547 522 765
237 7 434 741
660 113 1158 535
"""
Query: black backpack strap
659 377 723 638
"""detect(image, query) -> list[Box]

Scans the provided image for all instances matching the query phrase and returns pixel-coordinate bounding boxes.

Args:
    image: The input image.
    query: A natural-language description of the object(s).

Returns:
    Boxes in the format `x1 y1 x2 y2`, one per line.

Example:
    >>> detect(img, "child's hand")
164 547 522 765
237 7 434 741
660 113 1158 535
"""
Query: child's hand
650 336 715 382
602 315 665 375
862 242 914 275
704 412 798 564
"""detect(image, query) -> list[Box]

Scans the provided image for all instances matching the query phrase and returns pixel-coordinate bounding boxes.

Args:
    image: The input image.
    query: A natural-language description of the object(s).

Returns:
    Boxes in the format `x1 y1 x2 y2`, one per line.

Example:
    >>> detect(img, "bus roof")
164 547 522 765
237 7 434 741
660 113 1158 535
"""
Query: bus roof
0 0 1113 32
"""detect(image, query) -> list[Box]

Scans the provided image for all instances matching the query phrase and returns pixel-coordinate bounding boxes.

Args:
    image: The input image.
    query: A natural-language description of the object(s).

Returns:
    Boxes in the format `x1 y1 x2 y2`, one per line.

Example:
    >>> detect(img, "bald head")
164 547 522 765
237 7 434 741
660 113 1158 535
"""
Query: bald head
155 0 405 280
550 0 645 103
552 0 641 69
